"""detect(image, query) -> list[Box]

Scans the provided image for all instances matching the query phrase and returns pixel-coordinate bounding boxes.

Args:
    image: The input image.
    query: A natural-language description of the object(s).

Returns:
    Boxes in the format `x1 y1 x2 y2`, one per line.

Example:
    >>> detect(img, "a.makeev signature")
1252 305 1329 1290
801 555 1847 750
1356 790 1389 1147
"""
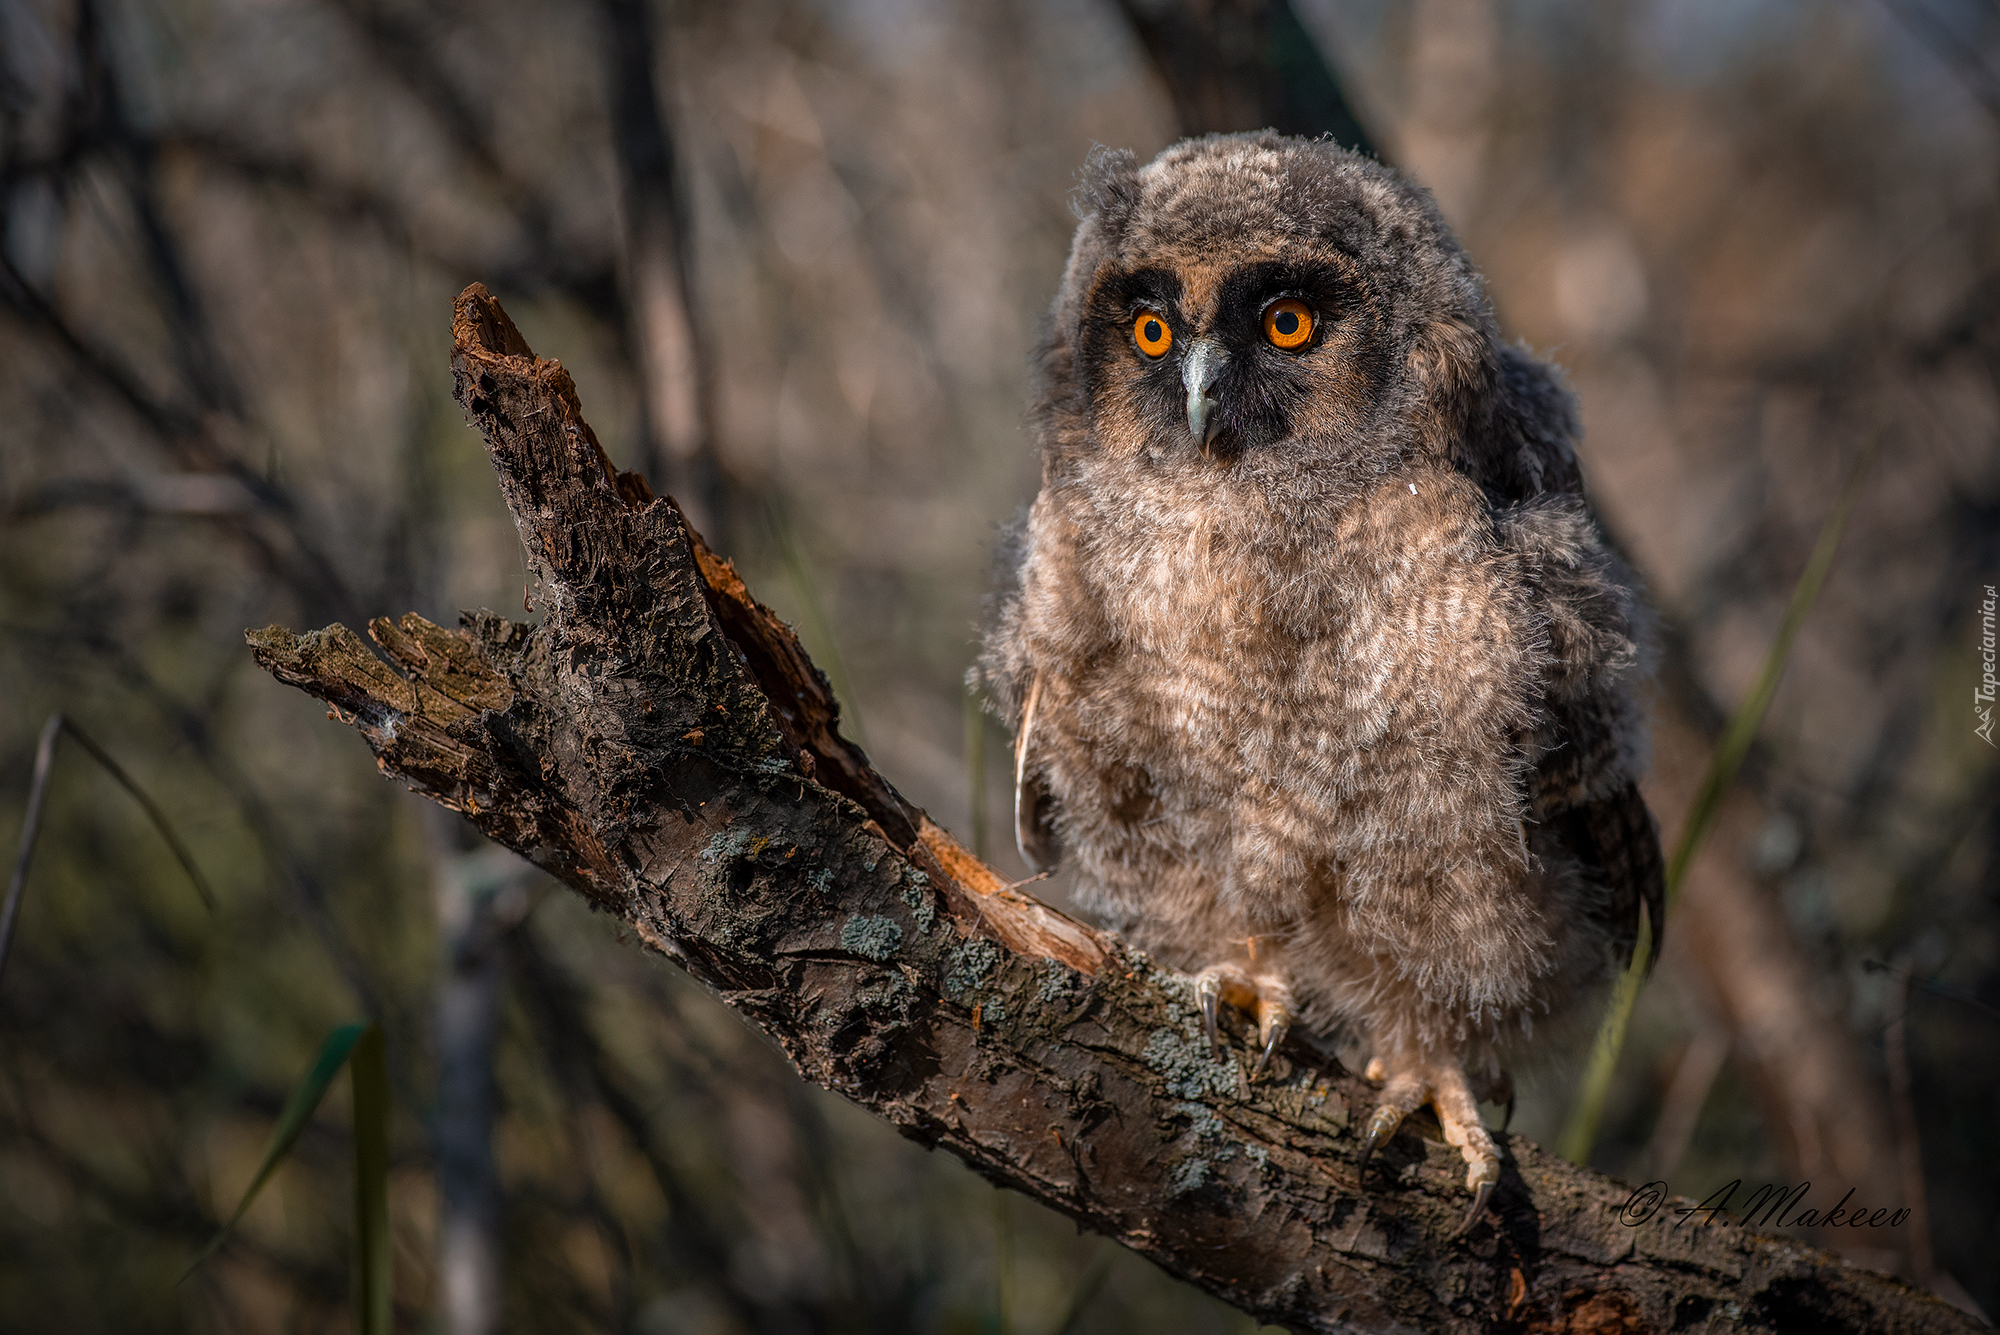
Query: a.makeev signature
1619 1179 1913 1230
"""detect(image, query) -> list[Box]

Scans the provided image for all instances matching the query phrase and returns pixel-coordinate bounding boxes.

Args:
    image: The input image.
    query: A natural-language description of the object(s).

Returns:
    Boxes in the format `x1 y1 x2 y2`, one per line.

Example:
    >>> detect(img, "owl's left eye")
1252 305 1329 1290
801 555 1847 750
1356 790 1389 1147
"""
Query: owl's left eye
1133 311 1173 358
1262 298 1315 351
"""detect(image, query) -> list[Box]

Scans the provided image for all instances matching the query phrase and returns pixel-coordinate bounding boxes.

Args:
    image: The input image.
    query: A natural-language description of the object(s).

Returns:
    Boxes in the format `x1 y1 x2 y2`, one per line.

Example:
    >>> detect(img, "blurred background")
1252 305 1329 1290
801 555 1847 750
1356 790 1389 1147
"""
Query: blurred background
2 0 1996 1329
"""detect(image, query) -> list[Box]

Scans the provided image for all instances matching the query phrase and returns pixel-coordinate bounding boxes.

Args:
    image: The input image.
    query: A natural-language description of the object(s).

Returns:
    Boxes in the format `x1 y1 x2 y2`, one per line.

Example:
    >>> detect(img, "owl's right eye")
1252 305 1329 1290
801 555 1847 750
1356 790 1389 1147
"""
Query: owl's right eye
1133 311 1173 358
1262 298 1315 350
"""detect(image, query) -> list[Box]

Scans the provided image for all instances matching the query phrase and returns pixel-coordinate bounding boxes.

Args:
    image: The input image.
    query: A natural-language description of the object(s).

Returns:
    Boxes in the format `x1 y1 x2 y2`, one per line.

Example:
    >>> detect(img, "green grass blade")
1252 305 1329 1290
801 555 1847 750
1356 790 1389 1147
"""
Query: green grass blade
181 1022 370 1282
1555 917 1652 1164
350 1024 392 1335
1557 443 1875 1165
60 718 218 912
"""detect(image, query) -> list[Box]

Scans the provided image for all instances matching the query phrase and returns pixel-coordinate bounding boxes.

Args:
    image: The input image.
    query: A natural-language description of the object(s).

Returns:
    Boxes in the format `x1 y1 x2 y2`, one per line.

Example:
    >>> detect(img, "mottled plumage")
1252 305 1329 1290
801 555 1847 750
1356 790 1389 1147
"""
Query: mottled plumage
978 132 1662 1218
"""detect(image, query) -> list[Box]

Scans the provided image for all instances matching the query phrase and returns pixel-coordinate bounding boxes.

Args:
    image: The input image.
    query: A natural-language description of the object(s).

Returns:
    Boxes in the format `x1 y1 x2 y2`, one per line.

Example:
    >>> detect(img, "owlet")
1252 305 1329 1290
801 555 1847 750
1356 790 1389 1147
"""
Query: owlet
978 132 1662 1225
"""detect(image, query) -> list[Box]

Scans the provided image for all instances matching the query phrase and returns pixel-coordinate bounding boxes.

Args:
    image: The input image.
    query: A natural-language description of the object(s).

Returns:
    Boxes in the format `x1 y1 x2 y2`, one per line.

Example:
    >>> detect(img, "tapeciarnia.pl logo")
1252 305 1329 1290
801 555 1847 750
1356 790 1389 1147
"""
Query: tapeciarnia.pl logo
1978 583 1997 747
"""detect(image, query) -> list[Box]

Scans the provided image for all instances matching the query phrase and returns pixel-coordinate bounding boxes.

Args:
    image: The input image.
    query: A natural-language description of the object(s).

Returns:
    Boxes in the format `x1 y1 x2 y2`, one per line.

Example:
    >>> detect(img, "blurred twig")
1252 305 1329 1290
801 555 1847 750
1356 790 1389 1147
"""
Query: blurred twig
1863 959 2000 1025
0 716 62 995
318 0 568 280
1 713 219 996
1114 0 1376 152
598 0 723 535
1878 0 2000 120
993 1188 1014 1335
0 3 369 629
58 717 218 913
965 688 989 861
511 928 765 1331
430 826 529 1335
3 619 396 1032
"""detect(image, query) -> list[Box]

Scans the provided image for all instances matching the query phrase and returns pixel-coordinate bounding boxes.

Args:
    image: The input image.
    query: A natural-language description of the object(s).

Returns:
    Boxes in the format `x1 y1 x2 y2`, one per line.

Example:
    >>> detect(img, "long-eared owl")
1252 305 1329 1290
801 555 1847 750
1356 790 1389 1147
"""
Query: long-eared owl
977 132 1662 1219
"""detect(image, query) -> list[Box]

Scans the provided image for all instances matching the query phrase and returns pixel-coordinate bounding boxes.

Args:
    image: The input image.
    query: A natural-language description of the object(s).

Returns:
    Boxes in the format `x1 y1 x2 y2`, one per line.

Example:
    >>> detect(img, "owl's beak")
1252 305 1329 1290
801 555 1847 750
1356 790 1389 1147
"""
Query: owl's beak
1182 338 1227 452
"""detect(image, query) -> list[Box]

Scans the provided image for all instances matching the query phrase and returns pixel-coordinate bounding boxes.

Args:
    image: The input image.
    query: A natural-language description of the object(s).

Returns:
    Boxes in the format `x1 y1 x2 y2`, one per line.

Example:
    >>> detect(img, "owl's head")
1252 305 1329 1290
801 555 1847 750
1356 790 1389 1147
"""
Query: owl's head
1040 132 1498 480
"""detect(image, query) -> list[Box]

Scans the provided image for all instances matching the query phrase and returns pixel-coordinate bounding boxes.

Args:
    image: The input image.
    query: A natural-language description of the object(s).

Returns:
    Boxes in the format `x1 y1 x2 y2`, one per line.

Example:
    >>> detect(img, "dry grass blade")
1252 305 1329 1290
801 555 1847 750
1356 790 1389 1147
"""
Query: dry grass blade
1 711 220 1002
59 718 218 912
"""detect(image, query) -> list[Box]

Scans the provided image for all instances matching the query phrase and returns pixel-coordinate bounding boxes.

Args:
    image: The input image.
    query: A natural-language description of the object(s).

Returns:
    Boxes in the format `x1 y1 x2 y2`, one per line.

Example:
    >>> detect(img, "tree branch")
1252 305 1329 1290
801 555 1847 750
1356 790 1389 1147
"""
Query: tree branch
244 283 1980 1335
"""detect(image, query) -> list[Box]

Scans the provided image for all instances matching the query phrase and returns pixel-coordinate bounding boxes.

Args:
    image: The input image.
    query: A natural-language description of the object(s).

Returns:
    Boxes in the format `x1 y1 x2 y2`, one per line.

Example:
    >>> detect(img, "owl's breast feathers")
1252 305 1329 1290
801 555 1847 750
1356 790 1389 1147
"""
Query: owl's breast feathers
999 444 1659 1025
978 133 1662 1041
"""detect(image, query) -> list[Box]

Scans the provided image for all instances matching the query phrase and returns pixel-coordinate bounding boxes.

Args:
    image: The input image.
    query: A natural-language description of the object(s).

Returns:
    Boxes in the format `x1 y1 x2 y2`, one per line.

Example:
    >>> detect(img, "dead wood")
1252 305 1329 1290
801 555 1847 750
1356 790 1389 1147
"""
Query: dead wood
244 283 1982 1335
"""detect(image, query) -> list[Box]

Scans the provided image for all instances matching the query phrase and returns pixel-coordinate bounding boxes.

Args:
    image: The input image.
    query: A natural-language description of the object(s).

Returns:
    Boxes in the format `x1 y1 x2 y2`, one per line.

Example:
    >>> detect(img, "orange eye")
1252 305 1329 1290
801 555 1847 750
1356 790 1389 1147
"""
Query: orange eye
1262 298 1314 350
1133 310 1173 358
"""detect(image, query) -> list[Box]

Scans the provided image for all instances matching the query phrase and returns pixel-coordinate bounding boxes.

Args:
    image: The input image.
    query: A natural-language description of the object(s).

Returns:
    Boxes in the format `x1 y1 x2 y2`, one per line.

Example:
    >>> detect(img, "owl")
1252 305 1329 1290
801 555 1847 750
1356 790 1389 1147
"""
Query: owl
978 132 1662 1225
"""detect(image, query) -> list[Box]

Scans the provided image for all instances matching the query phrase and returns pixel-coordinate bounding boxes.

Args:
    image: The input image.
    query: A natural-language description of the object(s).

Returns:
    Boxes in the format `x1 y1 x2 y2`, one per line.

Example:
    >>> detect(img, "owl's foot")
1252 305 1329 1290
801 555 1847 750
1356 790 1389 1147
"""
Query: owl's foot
1358 1055 1500 1235
1192 963 1294 1082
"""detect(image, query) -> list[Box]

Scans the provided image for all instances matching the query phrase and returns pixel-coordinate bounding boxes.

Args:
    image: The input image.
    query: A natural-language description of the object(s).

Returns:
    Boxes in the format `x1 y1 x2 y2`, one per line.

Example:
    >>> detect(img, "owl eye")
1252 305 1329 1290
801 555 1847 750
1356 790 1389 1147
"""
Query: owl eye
1262 298 1315 351
1133 311 1173 358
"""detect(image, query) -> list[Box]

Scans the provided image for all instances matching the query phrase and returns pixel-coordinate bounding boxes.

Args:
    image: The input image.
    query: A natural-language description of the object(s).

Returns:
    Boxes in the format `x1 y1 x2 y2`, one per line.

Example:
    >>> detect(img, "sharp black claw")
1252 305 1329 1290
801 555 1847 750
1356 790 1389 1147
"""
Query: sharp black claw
1197 983 1222 1058
1502 1091 1517 1134
1358 1107 1402 1172
1249 1022 1286 1082
1453 1179 1495 1239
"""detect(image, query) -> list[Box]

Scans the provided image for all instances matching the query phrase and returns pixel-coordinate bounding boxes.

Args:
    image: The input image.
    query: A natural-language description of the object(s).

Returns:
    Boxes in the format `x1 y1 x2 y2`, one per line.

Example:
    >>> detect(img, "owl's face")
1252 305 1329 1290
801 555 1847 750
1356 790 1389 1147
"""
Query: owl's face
1046 134 1495 481
1077 249 1388 463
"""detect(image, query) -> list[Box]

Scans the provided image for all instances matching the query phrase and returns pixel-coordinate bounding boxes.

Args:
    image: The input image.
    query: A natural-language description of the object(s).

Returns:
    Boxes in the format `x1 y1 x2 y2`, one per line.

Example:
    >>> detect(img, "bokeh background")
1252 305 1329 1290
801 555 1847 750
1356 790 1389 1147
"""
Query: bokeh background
2 0 1997 1329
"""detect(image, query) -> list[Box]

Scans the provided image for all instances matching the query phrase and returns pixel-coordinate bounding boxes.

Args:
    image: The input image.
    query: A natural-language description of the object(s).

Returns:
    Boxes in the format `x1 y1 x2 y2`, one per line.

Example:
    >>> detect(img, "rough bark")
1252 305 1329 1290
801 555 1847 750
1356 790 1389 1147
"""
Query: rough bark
244 284 1981 1335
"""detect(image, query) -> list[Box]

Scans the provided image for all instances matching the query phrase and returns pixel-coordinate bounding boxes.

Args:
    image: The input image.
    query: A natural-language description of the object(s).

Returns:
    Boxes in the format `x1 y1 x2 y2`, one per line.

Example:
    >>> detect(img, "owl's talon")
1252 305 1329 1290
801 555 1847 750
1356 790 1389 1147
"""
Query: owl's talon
1191 963 1292 1071
1195 975 1224 1057
1250 1013 1288 1082
1358 1103 1406 1169
1502 1090 1517 1134
1453 1178 1495 1238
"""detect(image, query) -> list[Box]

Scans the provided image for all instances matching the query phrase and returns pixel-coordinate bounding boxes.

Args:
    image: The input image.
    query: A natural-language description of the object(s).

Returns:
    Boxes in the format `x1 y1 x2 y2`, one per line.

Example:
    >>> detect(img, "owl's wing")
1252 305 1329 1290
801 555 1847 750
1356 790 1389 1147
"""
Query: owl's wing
1013 669 1063 872
1512 511 1664 972
1479 345 1664 967
1542 778 1665 972
1468 344 1586 504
